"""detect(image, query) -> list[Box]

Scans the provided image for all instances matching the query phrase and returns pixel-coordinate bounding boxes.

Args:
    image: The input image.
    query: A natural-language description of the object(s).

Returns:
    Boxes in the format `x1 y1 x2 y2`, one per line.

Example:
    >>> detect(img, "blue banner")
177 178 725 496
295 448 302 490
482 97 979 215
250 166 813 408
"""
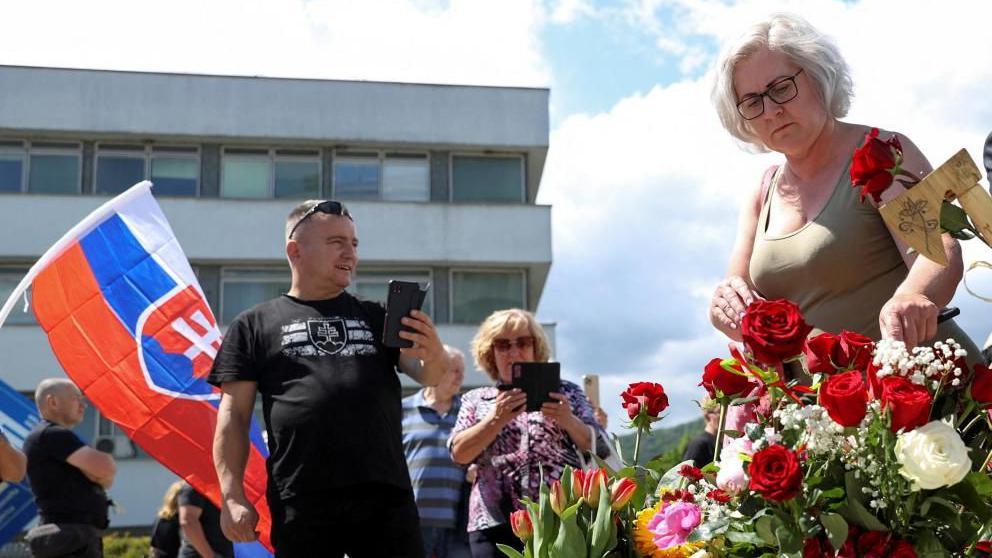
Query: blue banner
0 378 39 545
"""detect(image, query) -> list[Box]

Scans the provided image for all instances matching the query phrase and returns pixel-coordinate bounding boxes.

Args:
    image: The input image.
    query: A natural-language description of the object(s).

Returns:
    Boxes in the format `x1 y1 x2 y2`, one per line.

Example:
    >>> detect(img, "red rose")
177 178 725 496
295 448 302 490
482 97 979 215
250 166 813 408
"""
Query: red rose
621 382 669 419
701 358 755 399
889 540 918 558
857 531 891 558
851 127 903 204
971 364 992 407
880 376 932 432
819 370 868 427
838 330 875 371
803 537 824 558
679 464 704 481
741 299 813 366
804 332 842 374
706 488 730 503
748 444 803 502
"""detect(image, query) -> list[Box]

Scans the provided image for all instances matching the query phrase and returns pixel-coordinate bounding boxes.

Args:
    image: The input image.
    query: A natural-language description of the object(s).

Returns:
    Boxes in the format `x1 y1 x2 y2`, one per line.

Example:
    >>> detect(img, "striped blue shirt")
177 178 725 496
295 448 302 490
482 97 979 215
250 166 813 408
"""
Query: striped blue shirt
402 390 463 529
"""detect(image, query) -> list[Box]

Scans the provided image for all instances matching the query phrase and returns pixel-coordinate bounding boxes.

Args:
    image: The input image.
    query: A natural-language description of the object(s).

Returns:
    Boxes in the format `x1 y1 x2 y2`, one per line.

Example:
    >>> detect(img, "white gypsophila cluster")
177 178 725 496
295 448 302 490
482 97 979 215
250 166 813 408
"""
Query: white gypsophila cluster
773 403 847 456
872 338 966 388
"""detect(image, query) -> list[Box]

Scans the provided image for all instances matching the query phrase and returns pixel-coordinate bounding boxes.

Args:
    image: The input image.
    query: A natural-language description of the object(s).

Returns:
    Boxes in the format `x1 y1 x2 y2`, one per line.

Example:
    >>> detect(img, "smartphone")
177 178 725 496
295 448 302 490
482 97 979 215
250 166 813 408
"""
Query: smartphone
937 307 960 324
383 280 429 348
582 374 600 408
511 362 561 412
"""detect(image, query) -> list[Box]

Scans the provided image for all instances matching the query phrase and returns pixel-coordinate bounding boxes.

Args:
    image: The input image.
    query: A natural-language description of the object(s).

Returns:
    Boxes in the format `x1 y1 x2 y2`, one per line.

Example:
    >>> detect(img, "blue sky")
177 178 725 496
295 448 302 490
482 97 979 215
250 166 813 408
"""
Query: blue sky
2 0 991 432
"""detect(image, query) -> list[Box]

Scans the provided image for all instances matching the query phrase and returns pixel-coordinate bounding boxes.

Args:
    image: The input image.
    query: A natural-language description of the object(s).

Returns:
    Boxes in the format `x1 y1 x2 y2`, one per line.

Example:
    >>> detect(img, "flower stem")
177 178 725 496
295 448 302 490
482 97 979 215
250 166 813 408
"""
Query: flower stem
713 401 729 464
633 427 642 468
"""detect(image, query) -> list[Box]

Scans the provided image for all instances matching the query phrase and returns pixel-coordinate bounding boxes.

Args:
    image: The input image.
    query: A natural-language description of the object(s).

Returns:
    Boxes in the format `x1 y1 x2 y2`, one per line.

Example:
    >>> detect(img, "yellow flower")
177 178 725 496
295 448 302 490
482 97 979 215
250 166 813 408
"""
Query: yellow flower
633 502 707 558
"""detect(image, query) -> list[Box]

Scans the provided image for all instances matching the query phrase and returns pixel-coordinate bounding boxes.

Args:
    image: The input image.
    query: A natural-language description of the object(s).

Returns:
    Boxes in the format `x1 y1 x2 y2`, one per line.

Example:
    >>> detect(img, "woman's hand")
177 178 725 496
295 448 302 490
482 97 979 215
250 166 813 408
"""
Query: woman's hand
879 292 938 349
541 392 577 425
710 276 761 333
485 389 527 429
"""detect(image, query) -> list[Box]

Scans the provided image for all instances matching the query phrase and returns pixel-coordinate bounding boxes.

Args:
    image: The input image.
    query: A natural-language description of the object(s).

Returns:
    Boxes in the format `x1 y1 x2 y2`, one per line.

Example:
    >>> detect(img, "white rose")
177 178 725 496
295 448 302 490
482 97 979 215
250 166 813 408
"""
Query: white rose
894 420 971 491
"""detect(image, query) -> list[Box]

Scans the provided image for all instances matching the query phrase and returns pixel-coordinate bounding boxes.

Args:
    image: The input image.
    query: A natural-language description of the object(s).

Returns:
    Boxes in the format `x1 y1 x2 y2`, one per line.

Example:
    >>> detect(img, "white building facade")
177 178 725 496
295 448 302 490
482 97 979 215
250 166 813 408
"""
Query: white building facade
0 65 552 527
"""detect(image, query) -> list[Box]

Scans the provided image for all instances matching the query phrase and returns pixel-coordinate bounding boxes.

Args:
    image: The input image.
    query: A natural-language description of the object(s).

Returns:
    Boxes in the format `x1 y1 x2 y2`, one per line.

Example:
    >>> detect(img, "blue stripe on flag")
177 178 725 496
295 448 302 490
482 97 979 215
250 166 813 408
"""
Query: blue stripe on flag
80 214 176 335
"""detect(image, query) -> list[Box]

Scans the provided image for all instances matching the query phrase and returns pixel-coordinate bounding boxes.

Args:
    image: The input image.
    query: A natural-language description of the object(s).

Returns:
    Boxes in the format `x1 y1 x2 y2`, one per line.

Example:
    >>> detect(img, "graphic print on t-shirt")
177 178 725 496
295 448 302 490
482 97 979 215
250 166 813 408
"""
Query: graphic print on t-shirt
280 317 379 357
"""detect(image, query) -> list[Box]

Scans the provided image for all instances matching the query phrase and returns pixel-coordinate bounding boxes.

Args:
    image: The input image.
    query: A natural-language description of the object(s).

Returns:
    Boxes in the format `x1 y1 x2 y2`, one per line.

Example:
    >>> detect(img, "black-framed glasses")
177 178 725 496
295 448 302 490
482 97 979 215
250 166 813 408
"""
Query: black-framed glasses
492 336 535 353
736 68 804 120
288 200 352 239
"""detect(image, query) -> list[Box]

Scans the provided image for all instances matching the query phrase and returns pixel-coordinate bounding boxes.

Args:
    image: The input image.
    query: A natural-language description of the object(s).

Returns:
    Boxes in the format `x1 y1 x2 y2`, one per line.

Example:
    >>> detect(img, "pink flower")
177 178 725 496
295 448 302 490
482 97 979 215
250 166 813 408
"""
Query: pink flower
716 436 754 495
646 501 702 549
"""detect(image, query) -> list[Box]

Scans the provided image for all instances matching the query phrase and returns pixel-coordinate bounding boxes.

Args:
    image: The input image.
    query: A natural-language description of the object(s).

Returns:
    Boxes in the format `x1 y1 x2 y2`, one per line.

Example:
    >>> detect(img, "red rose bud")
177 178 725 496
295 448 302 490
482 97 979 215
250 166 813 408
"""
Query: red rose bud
804 332 842 374
740 299 813 366
678 464 705 481
748 444 803 503
610 477 637 510
661 488 695 503
509 509 533 541
838 330 874 371
880 376 932 432
889 540 918 558
701 358 755 399
706 488 730 503
582 468 609 507
819 370 868 427
620 382 669 419
850 127 904 204
971 364 992 407
549 479 567 516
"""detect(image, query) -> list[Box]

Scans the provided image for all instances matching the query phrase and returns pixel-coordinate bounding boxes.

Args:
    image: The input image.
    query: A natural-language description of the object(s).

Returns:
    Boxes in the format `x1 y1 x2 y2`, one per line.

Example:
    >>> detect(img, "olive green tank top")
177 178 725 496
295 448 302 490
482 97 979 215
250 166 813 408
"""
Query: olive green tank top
749 161 980 359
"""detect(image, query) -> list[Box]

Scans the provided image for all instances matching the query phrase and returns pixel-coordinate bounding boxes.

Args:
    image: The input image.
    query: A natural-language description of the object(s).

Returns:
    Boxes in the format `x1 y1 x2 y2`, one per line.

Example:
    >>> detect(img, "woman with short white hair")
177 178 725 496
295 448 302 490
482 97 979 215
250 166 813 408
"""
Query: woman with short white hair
708 13 979 359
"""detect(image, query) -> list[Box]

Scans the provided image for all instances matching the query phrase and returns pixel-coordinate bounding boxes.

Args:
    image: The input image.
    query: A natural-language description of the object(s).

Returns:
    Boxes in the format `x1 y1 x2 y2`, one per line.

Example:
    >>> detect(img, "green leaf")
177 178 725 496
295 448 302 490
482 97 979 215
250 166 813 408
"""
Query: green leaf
497 543 525 558
940 201 974 235
658 459 694 488
755 516 777 546
775 523 802 554
820 512 848 551
588 477 616 558
534 484 556 558
950 476 992 523
726 530 765 545
967 471 992 497
551 504 587 558
837 472 888 532
914 530 951 558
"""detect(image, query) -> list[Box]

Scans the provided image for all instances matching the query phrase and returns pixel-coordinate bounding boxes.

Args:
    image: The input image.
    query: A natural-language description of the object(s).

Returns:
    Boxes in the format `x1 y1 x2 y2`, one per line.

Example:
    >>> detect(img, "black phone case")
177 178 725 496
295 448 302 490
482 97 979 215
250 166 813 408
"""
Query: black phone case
383 280 428 348
511 362 561 412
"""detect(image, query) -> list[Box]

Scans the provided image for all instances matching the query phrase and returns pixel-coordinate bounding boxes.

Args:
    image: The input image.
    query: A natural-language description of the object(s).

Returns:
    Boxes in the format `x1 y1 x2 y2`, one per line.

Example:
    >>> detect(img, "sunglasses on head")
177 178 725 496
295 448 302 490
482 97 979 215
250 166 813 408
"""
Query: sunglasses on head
288 200 353 239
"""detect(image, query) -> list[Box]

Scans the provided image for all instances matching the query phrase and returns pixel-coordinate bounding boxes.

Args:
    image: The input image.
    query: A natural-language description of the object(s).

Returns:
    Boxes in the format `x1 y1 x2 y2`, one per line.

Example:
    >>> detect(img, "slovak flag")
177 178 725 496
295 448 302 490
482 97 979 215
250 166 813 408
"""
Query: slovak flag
0 182 273 556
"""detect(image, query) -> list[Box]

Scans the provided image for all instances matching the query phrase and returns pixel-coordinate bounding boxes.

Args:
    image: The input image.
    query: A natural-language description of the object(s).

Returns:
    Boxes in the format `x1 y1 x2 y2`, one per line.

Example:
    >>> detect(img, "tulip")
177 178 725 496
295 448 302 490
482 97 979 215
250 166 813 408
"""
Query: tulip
509 509 533 541
571 469 586 501
610 477 637 510
582 468 608 508
549 480 567 516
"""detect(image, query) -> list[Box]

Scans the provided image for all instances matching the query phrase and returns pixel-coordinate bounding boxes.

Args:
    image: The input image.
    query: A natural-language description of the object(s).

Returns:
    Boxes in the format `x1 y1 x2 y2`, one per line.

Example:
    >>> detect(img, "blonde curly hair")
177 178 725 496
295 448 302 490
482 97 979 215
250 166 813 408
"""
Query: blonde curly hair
471 308 552 382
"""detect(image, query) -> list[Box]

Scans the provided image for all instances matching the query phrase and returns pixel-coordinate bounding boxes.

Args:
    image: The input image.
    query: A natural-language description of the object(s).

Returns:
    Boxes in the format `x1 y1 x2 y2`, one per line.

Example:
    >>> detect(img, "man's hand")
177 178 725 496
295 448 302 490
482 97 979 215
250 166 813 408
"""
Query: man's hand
220 494 259 543
398 310 445 364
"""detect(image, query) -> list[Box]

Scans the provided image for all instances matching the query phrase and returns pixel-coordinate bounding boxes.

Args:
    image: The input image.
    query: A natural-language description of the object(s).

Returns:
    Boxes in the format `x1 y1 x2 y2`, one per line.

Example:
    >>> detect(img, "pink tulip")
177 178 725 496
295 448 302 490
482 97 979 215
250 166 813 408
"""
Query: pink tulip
550 480 567 516
510 509 533 541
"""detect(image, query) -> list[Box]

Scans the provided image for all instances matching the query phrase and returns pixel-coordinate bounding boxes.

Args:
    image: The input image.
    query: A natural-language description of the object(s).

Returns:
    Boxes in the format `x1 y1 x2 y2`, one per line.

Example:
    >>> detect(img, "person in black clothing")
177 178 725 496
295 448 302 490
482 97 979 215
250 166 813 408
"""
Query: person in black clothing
23 378 115 558
211 200 448 558
682 398 722 468
178 482 233 558
150 481 183 558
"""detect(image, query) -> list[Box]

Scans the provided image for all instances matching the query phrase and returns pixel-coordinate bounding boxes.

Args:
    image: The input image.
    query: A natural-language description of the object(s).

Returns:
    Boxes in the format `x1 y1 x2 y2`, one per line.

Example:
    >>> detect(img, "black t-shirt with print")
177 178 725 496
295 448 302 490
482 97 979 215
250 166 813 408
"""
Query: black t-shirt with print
22 420 110 527
209 292 406 504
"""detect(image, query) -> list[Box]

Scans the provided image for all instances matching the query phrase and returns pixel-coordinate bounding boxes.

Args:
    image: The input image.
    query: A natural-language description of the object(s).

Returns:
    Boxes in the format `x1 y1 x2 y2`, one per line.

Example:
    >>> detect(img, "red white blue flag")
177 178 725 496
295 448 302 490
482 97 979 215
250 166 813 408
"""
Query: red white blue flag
0 182 273 555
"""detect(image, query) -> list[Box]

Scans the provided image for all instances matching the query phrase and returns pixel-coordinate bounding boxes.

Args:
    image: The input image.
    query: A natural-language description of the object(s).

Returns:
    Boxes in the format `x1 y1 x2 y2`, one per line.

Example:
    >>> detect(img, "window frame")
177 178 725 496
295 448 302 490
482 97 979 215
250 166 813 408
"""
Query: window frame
218 266 291 324
332 149 430 202
94 142 201 196
24 140 83 194
448 268 528 323
0 265 36 326
220 147 321 199
352 268 435 318
0 141 28 193
448 152 526 204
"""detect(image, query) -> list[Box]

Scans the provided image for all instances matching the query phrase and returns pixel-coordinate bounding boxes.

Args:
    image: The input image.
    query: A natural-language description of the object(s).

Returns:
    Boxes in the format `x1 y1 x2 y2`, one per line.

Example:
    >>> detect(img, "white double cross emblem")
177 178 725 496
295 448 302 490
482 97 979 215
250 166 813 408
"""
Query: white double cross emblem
170 310 222 361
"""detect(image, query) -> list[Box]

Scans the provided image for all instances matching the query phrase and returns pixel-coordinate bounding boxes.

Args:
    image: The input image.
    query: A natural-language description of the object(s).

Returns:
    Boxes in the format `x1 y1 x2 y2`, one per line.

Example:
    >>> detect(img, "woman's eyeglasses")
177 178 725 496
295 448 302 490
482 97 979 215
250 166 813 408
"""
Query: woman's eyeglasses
288 200 352 239
492 336 535 353
736 68 804 120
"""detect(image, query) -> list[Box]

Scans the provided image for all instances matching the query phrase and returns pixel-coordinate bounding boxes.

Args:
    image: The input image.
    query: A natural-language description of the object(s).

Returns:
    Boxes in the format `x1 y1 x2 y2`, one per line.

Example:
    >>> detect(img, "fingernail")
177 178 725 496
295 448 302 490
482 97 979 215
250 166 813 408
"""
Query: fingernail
729 323 737 329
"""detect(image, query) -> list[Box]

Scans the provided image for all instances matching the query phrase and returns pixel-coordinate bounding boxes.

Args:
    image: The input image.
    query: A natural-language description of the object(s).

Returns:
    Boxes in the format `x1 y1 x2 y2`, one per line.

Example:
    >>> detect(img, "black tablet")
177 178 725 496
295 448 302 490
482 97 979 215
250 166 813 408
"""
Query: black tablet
510 362 561 412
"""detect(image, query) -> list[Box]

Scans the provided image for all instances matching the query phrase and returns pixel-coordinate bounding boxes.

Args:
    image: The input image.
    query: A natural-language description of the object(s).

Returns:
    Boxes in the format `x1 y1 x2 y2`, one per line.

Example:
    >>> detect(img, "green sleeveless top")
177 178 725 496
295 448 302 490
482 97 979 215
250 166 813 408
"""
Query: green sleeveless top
749 161 981 359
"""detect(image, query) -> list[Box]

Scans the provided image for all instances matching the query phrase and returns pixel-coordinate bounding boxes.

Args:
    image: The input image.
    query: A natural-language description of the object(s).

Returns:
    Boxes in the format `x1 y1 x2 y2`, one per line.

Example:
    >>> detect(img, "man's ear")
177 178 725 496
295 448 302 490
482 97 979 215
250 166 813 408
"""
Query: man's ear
286 239 300 262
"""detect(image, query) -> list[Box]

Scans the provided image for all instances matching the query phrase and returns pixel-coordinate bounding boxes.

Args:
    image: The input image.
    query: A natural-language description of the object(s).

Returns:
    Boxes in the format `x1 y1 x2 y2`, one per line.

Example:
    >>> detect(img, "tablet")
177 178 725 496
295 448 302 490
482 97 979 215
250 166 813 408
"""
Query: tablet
511 362 561 412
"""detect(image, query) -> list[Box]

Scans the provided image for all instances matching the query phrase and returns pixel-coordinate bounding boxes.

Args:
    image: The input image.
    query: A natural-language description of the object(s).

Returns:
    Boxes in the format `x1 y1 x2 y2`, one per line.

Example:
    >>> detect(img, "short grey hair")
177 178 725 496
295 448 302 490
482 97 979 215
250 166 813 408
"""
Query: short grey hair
35 378 76 410
285 200 322 241
711 13 854 152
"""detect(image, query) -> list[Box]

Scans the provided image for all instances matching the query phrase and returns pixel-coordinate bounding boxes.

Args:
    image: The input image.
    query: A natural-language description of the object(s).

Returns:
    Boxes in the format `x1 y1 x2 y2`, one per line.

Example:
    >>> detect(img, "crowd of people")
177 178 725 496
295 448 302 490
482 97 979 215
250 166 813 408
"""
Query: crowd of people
3 10 990 558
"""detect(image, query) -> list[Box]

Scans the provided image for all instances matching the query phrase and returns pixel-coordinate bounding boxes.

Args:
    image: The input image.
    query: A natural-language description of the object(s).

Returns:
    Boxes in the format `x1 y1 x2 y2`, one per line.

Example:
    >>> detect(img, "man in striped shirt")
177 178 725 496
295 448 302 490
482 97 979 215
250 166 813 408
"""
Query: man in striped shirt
402 346 466 558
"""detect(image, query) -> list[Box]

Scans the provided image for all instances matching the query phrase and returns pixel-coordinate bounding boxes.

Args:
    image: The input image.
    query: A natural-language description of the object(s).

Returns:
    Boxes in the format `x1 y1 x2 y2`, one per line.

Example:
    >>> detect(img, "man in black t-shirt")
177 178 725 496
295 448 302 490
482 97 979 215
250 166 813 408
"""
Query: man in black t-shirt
178 482 233 558
210 200 448 558
682 398 722 468
23 378 115 558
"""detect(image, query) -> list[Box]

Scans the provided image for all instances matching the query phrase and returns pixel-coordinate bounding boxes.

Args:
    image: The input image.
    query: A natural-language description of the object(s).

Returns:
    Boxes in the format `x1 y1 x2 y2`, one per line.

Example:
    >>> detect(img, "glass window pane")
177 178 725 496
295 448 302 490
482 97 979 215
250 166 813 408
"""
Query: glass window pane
353 271 432 317
451 156 523 203
0 154 24 193
452 271 524 323
382 158 429 201
151 157 198 197
334 159 379 200
221 158 270 198
96 156 145 195
28 154 79 194
222 279 289 324
0 270 36 325
274 161 320 199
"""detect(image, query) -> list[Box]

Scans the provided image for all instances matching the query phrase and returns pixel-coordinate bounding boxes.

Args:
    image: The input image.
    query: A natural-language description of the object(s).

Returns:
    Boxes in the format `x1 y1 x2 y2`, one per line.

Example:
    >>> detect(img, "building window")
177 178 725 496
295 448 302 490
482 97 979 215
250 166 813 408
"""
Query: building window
0 140 82 194
451 155 524 203
333 151 429 202
352 270 433 317
95 144 199 196
93 412 142 459
0 268 35 325
220 148 320 199
451 270 526 323
220 268 290 324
